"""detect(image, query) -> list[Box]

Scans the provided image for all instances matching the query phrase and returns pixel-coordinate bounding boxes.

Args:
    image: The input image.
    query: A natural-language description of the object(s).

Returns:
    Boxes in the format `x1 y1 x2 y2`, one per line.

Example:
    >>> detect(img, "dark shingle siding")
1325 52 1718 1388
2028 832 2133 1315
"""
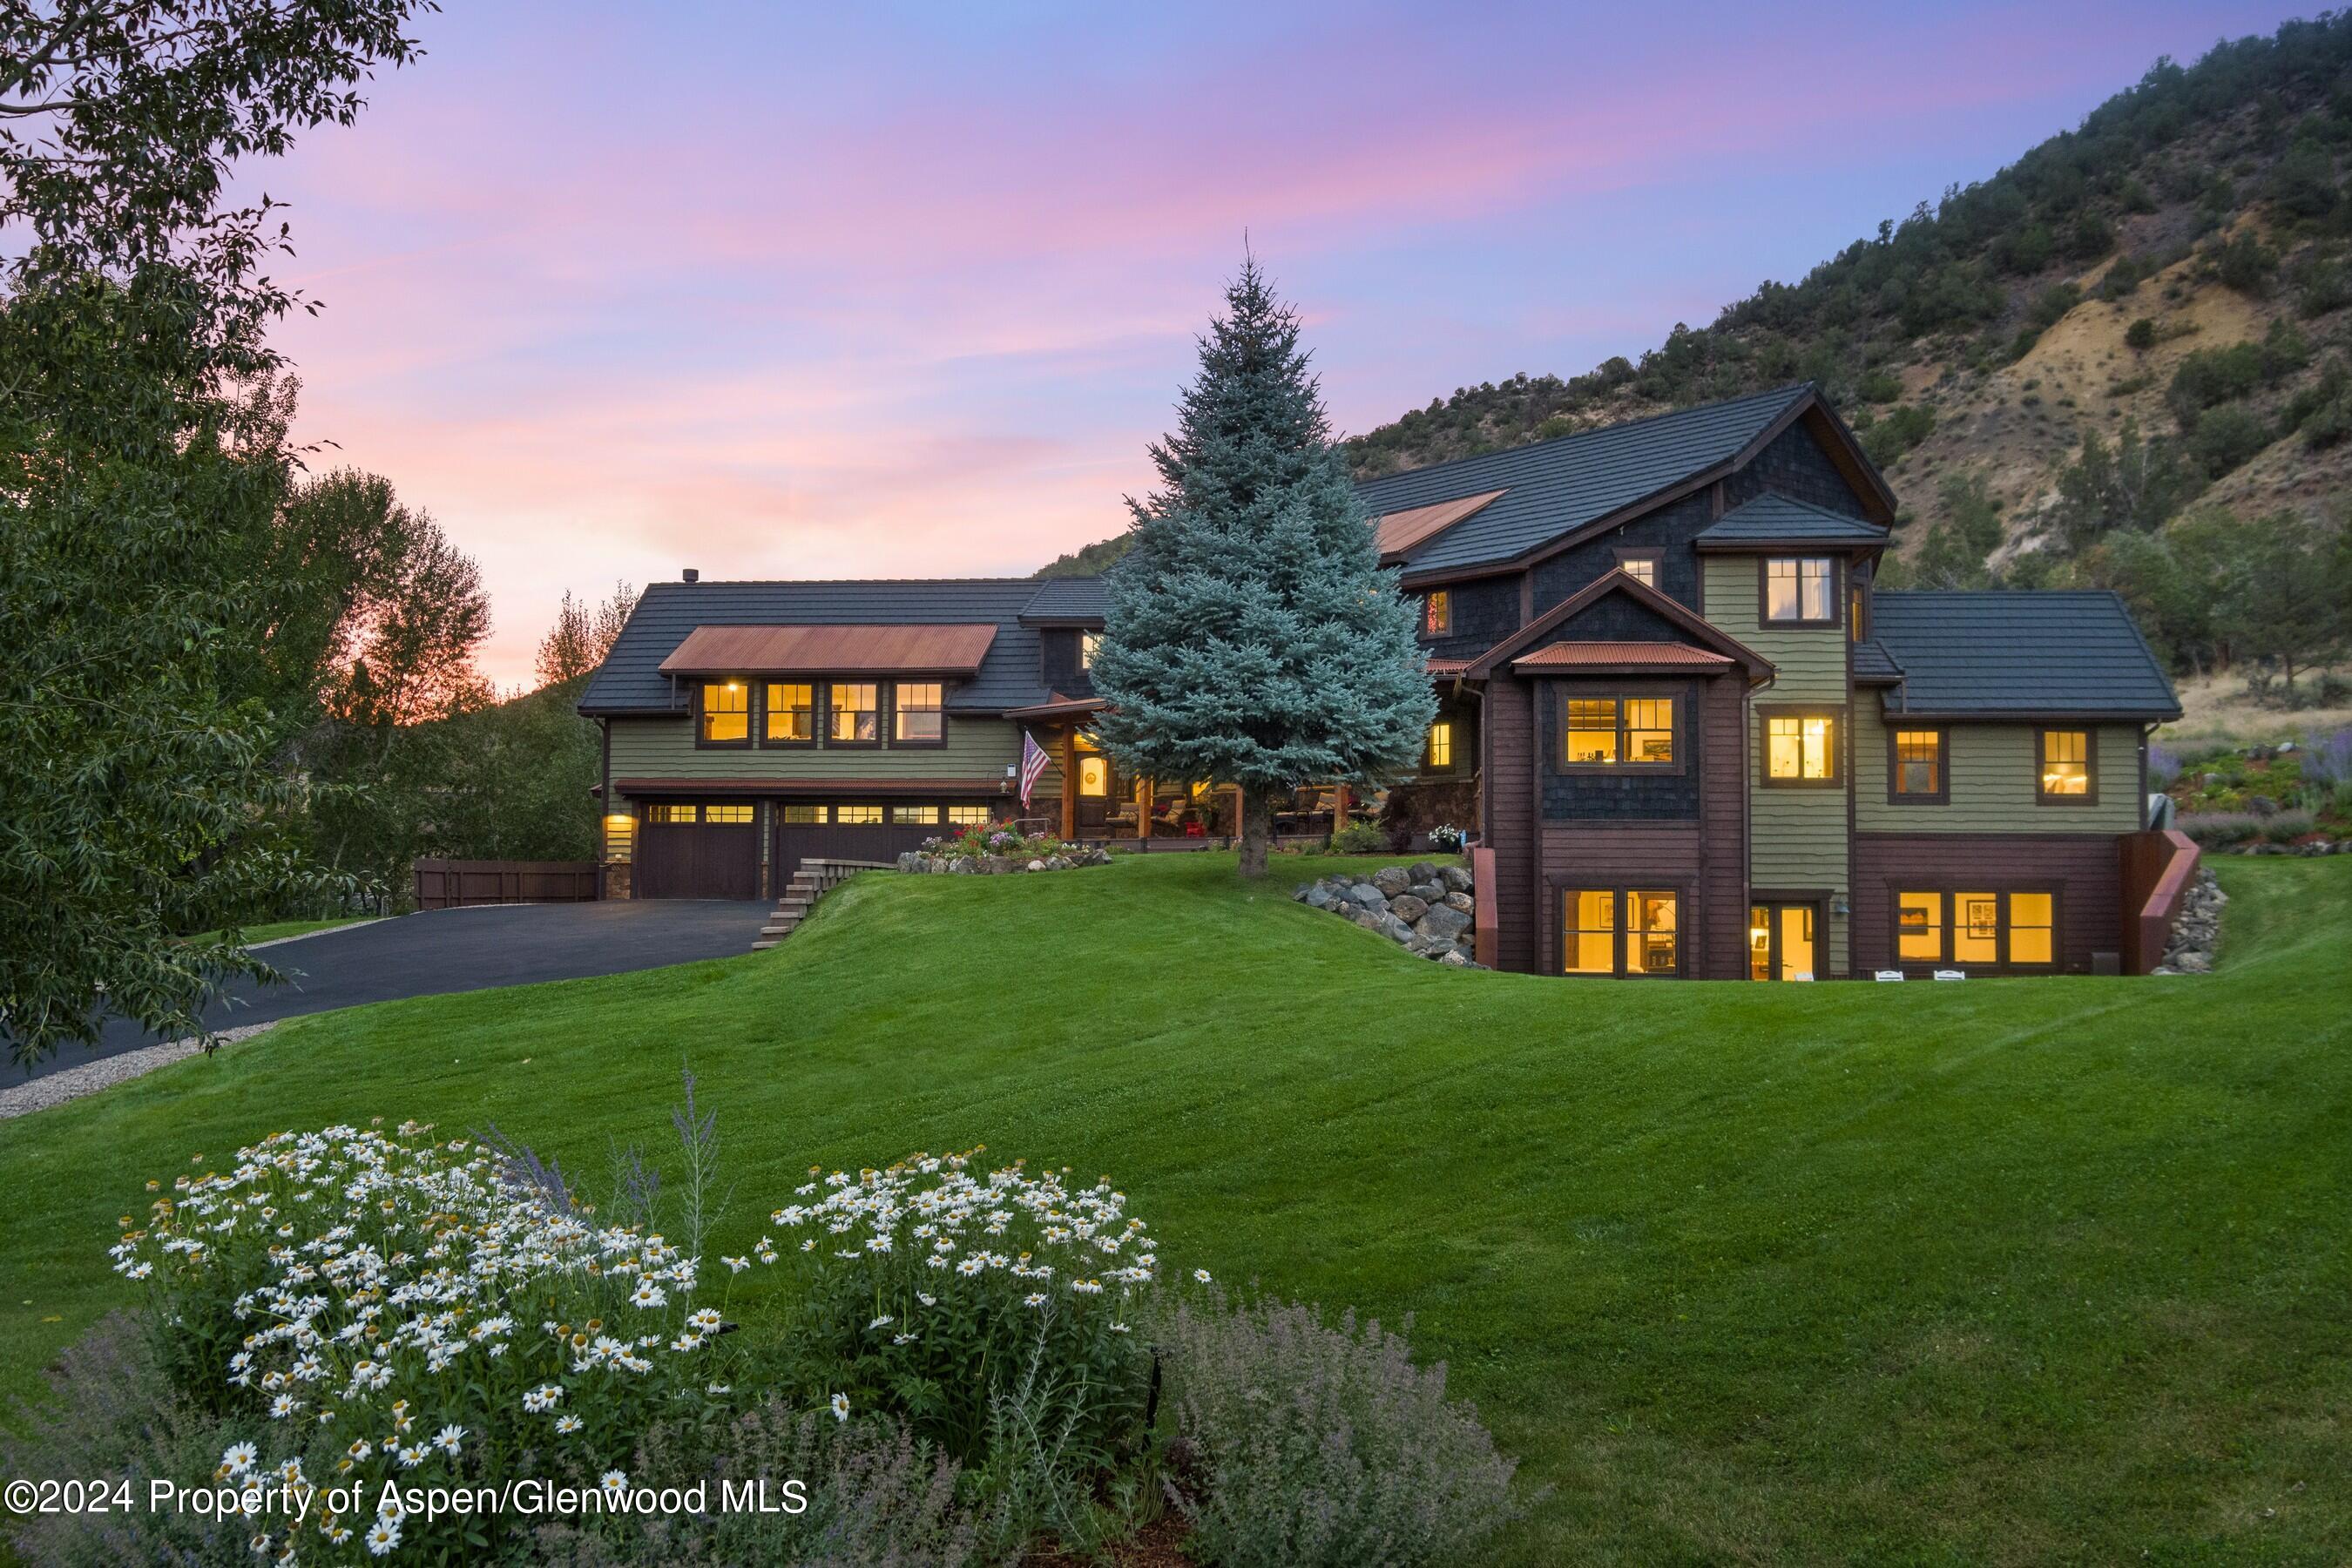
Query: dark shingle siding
1358 384 1812 574
1695 493 1889 546
1874 591 2180 718
1532 491 1713 612
1720 422 1868 517
578 579 1067 716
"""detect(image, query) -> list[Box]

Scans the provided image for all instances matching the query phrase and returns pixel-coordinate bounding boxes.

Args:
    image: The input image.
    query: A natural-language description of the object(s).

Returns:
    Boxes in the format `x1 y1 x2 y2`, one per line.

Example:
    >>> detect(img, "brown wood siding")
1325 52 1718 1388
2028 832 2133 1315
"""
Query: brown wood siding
1484 677 1538 973
1851 833 2124 976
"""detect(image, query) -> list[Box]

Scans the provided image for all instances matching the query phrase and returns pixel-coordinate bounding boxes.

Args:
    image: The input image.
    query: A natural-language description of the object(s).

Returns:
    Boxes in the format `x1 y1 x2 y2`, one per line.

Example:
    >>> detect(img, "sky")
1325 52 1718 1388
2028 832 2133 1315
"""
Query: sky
250 0 2301 686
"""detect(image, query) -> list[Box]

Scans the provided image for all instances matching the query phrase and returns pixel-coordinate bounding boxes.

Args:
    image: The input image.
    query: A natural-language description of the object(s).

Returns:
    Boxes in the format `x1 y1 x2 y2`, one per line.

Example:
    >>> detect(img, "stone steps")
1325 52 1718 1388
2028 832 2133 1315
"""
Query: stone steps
749 858 892 953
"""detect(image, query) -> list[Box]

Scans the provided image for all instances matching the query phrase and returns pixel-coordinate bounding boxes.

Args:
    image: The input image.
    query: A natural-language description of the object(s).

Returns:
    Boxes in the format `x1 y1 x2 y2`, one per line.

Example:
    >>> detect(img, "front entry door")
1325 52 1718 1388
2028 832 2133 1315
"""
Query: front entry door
1748 902 1819 982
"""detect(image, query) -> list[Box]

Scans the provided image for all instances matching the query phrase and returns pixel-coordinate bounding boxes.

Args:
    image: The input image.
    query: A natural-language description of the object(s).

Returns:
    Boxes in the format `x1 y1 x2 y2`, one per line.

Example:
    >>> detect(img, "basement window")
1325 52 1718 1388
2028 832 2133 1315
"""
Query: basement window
1559 887 1681 977
1896 889 2058 968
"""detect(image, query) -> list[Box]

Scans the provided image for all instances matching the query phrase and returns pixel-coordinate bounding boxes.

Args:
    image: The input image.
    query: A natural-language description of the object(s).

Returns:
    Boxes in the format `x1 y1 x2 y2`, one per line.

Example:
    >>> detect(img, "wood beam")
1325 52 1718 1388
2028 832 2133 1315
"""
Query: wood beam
1060 727 1078 841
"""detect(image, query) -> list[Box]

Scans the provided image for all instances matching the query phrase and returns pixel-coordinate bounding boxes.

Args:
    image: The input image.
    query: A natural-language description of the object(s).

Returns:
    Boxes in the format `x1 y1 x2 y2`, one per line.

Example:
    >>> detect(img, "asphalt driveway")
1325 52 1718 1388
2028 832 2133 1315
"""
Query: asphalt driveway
17 901 772 1083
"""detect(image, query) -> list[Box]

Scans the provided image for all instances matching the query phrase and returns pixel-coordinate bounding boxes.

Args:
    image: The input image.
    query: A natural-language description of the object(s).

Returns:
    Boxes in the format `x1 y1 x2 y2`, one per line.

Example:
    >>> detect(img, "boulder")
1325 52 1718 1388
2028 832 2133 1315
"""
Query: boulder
1389 894 1430 923
1375 912 1416 944
1371 866 1411 898
1408 861 1441 887
1439 948 1472 967
1443 891 1475 914
1437 865 1473 894
1344 882 1390 912
1406 881 1446 904
1414 903 1473 943
1301 883 1330 908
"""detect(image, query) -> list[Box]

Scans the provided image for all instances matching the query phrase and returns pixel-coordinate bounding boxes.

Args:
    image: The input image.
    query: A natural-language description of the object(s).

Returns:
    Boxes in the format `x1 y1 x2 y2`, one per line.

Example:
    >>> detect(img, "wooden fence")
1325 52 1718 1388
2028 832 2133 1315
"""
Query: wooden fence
412 859 601 909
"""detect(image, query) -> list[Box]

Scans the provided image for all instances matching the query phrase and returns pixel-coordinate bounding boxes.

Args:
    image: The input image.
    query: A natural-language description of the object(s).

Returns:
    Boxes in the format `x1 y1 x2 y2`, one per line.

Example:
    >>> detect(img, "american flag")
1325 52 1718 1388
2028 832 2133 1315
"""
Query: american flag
1017 729 1051 809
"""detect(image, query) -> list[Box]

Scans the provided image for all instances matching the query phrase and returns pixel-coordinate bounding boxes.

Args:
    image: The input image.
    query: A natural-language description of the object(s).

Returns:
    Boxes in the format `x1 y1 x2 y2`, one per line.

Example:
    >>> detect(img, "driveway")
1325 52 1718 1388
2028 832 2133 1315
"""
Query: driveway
16 901 772 1083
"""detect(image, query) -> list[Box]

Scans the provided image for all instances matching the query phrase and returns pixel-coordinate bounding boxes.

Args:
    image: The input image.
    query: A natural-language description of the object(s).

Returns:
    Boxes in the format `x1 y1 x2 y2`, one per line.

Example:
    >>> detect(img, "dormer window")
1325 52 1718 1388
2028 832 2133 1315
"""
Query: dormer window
1423 591 1452 636
893 681 944 745
698 681 750 747
1763 558 1835 625
828 682 880 746
763 682 814 745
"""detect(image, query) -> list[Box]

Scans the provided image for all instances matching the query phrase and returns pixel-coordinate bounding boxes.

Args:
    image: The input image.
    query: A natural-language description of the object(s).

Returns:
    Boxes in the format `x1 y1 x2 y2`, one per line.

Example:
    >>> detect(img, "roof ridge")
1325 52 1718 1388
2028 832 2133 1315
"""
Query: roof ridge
647 576 1089 590
1355 382 1815 491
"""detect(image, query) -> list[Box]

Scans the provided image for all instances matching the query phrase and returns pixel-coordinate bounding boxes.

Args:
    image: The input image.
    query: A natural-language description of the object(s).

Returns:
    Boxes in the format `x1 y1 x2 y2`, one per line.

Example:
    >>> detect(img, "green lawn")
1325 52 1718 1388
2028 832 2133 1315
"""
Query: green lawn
5 854 2349 1564
185 916 372 947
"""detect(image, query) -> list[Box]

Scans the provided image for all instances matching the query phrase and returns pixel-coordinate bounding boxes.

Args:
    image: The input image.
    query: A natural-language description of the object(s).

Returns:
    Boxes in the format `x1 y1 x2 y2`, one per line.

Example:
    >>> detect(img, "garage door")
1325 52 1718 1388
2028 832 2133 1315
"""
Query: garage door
635 803 759 900
773 804 991 885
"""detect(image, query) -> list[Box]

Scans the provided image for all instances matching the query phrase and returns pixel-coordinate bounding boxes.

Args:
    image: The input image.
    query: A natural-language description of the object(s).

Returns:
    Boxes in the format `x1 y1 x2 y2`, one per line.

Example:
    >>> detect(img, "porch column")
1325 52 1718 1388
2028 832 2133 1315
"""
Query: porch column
1333 781 1350 832
1137 776 1151 841
1060 727 1078 841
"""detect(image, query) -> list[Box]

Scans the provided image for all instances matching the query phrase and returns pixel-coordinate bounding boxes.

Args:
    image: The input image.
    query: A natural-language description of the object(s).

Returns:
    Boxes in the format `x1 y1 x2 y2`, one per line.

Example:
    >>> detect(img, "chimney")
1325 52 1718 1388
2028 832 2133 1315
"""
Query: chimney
681 567 700 583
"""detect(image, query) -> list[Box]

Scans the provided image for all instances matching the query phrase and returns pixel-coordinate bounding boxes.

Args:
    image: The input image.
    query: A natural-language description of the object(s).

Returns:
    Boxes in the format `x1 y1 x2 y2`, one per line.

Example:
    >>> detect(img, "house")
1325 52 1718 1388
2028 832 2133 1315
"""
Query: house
1363 382 2183 978
579 381 2185 979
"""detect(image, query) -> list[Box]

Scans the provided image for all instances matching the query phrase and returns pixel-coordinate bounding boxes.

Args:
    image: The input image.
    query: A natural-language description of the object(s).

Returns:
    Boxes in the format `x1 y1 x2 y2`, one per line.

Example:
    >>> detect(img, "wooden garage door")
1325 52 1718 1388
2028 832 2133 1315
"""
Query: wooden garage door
773 804 990 884
635 804 759 900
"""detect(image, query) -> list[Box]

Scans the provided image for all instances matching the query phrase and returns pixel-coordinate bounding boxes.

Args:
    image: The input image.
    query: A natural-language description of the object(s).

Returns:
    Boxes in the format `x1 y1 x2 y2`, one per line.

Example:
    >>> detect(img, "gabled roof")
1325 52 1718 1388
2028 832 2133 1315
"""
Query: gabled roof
1467 568 1774 683
658 623 997 677
1874 591 2181 720
1694 493 1889 550
1017 578 1108 627
580 579 1078 716
1513 640 1734 672
1356 383 1859 578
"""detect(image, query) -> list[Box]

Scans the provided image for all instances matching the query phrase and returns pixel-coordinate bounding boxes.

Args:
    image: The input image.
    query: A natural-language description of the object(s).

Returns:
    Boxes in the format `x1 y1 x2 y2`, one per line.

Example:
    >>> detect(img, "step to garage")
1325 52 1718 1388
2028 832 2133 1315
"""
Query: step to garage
752 859 892 950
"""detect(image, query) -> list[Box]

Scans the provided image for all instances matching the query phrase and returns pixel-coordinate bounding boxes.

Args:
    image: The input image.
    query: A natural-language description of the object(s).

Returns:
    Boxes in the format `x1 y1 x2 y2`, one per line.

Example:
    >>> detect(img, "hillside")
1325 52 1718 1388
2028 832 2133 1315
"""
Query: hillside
1047 17 2352 611
6 852 2350 1562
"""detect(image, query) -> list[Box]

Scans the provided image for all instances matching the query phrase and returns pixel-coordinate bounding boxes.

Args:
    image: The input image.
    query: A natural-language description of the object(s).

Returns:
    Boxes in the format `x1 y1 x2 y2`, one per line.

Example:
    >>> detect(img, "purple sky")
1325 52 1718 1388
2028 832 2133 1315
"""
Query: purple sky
254 1 2297 685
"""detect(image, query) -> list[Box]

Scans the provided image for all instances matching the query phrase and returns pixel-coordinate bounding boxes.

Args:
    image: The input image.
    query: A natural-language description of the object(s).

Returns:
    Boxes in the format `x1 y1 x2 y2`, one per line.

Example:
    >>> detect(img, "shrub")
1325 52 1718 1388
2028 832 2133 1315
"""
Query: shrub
2213 231 2280 294
2185 403 2273 476
2262 809 2317 843
2125 316 2158 352
1426 823 1466 853
1328 822 1387 854
2180 813 2261 848
1860 403 1934 466
2147 744 2182 791
1151 1292 1527 1568
920 821 1078 862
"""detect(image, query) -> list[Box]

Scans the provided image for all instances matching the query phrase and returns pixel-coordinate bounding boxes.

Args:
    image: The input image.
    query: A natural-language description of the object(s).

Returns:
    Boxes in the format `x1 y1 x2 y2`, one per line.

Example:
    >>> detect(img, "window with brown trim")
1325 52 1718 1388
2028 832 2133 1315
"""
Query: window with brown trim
1889 727 1947 802
2038 728 2095 803
1559 695 1676 769
1558 887 1681 977
1615 549 1662 590
703 803 754 825
1423 591 1451 636
1426 720 1455 771
892 681 944 745
1894 889 2058 969
827 682 880 746
835 804 884 825
698 681 750 746
764 682 814 745
1763 557 1835 625
1761 712 1838 785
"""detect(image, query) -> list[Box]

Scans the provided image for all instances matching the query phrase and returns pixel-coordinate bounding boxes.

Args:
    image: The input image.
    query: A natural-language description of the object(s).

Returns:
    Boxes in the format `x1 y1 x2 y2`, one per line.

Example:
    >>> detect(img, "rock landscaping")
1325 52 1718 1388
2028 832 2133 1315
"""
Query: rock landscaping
2153 865 2227 975
896 846 1114 875
1296 859 1481 964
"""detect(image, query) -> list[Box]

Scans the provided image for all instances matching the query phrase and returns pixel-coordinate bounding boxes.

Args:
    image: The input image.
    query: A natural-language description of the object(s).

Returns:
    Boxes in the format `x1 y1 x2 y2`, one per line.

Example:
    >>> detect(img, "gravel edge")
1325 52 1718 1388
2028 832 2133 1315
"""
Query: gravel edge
0 1022 278 1121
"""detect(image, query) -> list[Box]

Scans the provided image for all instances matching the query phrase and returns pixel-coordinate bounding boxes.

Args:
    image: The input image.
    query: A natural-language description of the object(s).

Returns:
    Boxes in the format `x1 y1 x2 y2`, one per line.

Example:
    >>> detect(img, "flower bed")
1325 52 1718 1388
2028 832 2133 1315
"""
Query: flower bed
898 820 1112 874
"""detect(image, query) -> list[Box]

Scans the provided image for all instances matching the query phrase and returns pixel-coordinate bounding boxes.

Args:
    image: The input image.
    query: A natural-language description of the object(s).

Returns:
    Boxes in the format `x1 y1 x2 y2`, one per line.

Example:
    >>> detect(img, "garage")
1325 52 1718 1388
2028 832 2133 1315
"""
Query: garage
634 802 760 900
773 803 988 885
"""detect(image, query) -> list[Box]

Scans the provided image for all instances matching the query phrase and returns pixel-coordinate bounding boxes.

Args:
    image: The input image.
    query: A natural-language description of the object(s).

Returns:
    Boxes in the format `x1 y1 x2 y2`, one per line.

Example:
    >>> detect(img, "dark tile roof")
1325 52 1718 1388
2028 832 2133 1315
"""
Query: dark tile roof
1695 493 1889 547
579 579 1066 715
1850 638 1904 683
1874 591 2180 719
1355 383 1814 575
1017 578 1108 625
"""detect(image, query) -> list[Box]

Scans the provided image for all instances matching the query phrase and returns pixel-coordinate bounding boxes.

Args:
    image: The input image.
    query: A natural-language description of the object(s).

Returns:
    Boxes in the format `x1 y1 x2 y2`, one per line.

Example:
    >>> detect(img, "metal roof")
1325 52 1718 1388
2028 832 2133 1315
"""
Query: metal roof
658 623 998 677
581 579 1072 715
1373 490 1507 562
1874 591 2181 720
1513 639 1735 672
1694 493 1889 549
1355 383 1815 575
1851 639 1904 684
1017 578 1108 625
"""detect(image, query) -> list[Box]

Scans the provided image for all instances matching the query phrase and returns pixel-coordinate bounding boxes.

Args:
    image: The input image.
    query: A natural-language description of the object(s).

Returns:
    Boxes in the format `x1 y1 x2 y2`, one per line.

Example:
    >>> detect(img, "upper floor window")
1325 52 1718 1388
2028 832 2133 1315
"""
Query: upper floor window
1764 557 1835 625
2038 729 2094 803
1889 727 1945 801
764 682 814 745
828 682 880 745
1423 591 1451 636
698 681 749 745
1615 550 1661 590
1079 632 1101 670
893 681 944 744
1426 720 1455 770
1561 696 1675 768
1763 712 1837 784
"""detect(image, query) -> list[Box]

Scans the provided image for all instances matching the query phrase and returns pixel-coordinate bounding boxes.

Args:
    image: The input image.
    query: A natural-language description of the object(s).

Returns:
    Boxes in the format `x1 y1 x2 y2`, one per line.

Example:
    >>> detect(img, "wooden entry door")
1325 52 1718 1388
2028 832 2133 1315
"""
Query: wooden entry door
1747 902 1819 982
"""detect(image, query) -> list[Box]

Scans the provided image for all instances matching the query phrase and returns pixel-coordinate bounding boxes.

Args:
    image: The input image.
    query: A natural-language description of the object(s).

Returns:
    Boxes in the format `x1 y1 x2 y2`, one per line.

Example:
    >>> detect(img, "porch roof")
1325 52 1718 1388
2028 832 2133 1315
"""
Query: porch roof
1512 639 1736 673
657 622 998 678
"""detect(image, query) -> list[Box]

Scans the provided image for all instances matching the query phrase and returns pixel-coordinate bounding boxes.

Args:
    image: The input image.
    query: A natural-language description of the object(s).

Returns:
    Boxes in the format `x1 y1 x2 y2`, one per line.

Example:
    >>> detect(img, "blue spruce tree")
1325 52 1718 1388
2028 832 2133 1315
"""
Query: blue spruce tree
1093 256 1435 878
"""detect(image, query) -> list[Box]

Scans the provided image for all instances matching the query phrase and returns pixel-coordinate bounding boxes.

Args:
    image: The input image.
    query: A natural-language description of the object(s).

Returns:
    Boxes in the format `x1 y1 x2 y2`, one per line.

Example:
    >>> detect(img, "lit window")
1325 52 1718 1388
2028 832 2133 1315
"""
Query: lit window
1618 555 1659 588
1630 891 1679 975
946 805 991 826
894 682 943 743
1625 700 1673 764
1561 696 1674 767
1953 892 1998 964
892 804 939 824
1077 755 1110 797
765 683 814 743
704 803 754 825
1892 729 1943 797
1849 586 1865 640
1897 892 1943 962
2040 730 2091 799
1562 889 1615 975
1080 632 1100 670
1766 714 1836 781
778 803 824 824
1427 720 1454 770
645 803 696 824
1765 558 1835 624
1423 591 1451 636
828 683 879 744
699 682 748 743
1565 700 1619 764
2009 892 2055 964
835 805 884 825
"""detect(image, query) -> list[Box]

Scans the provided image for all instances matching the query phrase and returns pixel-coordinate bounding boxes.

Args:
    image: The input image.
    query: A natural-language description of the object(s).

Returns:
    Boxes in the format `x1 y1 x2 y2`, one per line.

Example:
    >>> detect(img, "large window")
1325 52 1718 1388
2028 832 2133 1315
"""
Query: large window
764 682 814 745
1763 557 1835 625
893 681 944 744
828 682 880 745
1895 890 2058 969
1426 720 1455 771
1889 727 1945 801
1561 696 1675 768
1763 712 1838 784
1423 591 1451 636
1559 888 1680 977
698 681 749 745
2038 729 2094 803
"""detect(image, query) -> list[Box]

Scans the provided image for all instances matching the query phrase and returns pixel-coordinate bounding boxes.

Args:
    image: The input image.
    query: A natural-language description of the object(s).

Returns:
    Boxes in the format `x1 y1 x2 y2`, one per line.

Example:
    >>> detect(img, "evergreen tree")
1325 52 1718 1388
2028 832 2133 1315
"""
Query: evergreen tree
1093 257 1434 879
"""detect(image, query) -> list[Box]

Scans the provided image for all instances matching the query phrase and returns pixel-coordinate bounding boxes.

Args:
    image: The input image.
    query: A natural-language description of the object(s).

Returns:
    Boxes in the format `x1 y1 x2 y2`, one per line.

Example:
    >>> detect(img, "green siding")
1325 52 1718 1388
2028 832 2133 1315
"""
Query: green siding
1855 706 2144 834
1702 557 1847 702
607 714 1023 783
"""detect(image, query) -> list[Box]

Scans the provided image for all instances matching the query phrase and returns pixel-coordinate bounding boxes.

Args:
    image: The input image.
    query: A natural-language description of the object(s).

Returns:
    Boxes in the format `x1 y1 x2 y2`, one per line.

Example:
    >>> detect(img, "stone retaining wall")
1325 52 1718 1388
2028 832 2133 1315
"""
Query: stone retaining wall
1295 860 1480 965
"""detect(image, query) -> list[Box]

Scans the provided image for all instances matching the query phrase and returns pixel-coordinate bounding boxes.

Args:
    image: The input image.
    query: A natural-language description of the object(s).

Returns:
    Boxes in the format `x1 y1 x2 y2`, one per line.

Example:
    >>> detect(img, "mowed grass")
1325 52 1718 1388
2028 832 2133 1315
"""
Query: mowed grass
4 854 2349 1564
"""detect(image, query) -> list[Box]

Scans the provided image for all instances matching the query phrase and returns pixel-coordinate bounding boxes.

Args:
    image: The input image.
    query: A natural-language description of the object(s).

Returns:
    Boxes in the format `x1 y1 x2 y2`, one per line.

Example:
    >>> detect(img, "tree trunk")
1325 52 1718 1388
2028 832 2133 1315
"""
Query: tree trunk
1237 783 1274 879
